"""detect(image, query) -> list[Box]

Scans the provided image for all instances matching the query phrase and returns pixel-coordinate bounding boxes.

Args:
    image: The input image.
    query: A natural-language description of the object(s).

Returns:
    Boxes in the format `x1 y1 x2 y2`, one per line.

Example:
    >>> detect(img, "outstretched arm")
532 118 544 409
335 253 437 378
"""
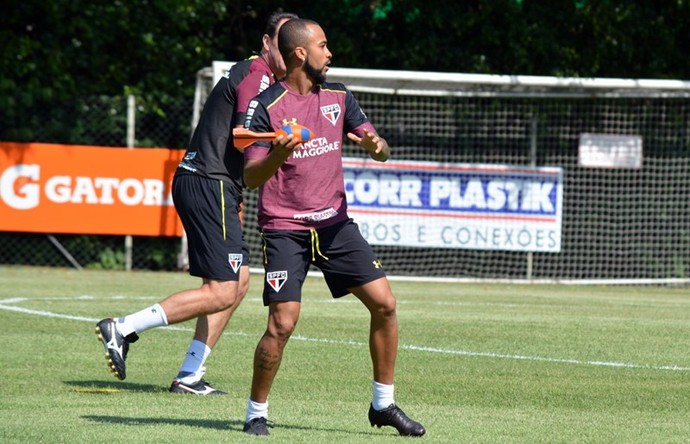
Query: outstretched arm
346 130 390 162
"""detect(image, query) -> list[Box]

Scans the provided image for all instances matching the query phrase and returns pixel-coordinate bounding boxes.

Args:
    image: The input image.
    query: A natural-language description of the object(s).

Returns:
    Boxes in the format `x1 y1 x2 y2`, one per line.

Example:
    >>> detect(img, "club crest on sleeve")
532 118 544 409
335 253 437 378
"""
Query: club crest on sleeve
266 271 288 292
320 104 341 126
228 254 243 274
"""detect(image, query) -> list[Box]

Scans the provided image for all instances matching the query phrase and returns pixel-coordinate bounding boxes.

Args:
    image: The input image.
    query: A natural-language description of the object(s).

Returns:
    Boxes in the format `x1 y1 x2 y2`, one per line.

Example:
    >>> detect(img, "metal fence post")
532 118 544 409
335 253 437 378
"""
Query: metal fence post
125 94 135 271
526 114 538 280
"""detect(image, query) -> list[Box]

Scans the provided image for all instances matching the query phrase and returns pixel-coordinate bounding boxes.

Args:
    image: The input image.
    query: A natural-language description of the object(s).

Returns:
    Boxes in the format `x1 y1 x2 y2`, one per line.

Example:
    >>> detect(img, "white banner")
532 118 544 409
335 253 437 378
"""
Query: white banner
343 158 563 252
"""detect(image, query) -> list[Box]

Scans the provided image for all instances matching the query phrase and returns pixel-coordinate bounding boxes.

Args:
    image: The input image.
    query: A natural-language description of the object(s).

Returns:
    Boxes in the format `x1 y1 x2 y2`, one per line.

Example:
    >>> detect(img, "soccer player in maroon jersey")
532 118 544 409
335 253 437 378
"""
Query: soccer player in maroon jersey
241 18 425 437
95 11 297 395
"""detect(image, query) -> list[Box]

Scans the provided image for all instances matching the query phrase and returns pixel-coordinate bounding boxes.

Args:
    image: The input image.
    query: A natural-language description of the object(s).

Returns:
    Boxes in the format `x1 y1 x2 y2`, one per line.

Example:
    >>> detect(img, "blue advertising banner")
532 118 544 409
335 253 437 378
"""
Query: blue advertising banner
343 158 563 252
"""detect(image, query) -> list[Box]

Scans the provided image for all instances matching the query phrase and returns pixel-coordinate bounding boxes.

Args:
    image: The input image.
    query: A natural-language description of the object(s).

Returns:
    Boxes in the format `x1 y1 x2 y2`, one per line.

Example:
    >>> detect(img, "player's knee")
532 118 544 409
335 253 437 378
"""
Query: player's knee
267 315 298 342
373 296 397 319
210 294 235 312
206 281 239 311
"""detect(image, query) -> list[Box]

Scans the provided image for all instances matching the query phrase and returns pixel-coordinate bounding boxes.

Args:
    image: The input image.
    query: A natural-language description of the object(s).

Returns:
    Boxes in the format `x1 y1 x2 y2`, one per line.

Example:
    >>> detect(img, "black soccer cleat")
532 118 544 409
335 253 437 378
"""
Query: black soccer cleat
169 379 227 395
368 403 426 437
243 417 270 436
95 318 138 380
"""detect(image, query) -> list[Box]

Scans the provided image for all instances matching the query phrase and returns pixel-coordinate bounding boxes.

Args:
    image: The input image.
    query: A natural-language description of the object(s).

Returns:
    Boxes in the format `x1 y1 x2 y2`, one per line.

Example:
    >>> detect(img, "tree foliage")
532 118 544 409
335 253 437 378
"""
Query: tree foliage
2 0 690 142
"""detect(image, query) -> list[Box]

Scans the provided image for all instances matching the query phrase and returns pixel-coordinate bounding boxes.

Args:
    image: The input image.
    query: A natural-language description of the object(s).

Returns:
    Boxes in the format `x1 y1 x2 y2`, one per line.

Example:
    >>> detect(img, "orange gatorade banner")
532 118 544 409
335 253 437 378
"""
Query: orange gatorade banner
0 142 186 236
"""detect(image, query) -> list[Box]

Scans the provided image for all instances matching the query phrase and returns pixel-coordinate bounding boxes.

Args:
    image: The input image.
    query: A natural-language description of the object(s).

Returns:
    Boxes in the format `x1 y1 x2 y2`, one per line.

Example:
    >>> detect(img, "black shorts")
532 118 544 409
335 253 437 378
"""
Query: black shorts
260 218 386 305
172 172 248 281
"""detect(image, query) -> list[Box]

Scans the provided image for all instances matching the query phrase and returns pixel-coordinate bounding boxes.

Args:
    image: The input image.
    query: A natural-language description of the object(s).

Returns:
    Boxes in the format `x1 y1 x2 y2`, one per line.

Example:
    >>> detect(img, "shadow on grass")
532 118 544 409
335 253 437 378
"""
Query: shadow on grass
269 422 377 437
70 380 388 436
83 415 238 431
64 379 163 393
83 415 380 436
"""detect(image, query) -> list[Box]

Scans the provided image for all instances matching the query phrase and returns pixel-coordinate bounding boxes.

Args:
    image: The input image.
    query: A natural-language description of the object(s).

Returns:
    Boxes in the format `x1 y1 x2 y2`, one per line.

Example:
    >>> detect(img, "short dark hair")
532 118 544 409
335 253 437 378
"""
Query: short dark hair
277 18 319 62
264 11 299 38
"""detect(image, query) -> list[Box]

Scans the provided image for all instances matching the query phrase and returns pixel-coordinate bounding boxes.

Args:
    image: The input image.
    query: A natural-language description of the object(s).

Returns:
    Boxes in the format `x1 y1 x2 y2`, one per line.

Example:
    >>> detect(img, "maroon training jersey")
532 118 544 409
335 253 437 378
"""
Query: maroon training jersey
244 80 377 230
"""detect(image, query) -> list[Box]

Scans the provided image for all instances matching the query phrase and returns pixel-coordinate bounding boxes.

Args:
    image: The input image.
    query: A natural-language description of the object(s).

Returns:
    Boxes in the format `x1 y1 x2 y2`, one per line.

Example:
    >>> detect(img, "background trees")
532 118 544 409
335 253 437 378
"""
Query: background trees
2 0 689 142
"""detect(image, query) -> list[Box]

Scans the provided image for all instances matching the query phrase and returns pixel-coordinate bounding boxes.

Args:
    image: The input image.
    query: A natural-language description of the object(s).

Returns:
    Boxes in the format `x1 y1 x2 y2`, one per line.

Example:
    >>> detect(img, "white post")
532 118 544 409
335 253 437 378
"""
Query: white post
125 94 135 271
526 115 537 280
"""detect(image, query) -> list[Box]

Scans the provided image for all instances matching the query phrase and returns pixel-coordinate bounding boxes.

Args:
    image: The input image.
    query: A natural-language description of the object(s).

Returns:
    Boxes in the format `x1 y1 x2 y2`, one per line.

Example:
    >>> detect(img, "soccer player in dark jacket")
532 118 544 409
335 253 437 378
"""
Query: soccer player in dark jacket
95 11 298 396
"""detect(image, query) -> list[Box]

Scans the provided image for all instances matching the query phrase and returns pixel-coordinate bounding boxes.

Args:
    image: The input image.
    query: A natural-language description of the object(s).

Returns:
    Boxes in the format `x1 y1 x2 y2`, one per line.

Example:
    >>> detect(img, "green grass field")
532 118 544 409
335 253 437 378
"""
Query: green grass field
1 266 689 443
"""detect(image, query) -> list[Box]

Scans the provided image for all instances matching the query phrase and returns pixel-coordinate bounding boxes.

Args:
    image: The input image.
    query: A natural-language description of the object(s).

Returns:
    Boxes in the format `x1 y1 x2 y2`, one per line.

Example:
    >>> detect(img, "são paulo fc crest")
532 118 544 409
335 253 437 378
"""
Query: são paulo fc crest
320 104 341 125
266 271 288 292
228 254 242 274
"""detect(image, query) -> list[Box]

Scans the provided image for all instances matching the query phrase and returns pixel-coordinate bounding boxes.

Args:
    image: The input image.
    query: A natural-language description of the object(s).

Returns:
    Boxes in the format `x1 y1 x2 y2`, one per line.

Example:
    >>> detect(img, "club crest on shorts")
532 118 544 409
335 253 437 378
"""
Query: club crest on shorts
266 271 288 292
228 254 242 274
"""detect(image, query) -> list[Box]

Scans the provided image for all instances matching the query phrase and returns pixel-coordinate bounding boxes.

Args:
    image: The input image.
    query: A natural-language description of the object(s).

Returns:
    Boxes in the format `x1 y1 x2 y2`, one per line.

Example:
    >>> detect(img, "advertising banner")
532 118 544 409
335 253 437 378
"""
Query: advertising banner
0 142 185 236
343 158 563 252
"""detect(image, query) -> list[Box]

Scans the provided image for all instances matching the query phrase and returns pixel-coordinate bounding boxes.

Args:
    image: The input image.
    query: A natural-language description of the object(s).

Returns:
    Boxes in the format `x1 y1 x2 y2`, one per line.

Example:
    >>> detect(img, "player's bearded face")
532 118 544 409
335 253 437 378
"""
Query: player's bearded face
304 55 327 84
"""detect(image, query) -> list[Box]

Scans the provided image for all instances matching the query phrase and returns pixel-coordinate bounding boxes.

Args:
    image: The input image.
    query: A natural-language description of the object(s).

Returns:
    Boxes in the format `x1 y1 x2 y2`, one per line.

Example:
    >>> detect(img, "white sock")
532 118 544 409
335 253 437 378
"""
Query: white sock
372 380 395 411
176 339 211 383
246 398 268 422
116 303 168 336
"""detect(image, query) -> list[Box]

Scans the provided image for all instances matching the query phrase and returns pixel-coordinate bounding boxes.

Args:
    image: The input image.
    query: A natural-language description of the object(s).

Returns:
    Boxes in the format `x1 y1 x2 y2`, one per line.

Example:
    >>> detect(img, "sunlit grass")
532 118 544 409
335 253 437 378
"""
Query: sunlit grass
1 266 689 443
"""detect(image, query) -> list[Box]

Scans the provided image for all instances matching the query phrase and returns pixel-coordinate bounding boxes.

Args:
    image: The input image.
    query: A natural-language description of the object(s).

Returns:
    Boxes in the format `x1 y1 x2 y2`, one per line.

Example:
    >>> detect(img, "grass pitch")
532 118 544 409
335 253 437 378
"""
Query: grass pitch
1 266 688 443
